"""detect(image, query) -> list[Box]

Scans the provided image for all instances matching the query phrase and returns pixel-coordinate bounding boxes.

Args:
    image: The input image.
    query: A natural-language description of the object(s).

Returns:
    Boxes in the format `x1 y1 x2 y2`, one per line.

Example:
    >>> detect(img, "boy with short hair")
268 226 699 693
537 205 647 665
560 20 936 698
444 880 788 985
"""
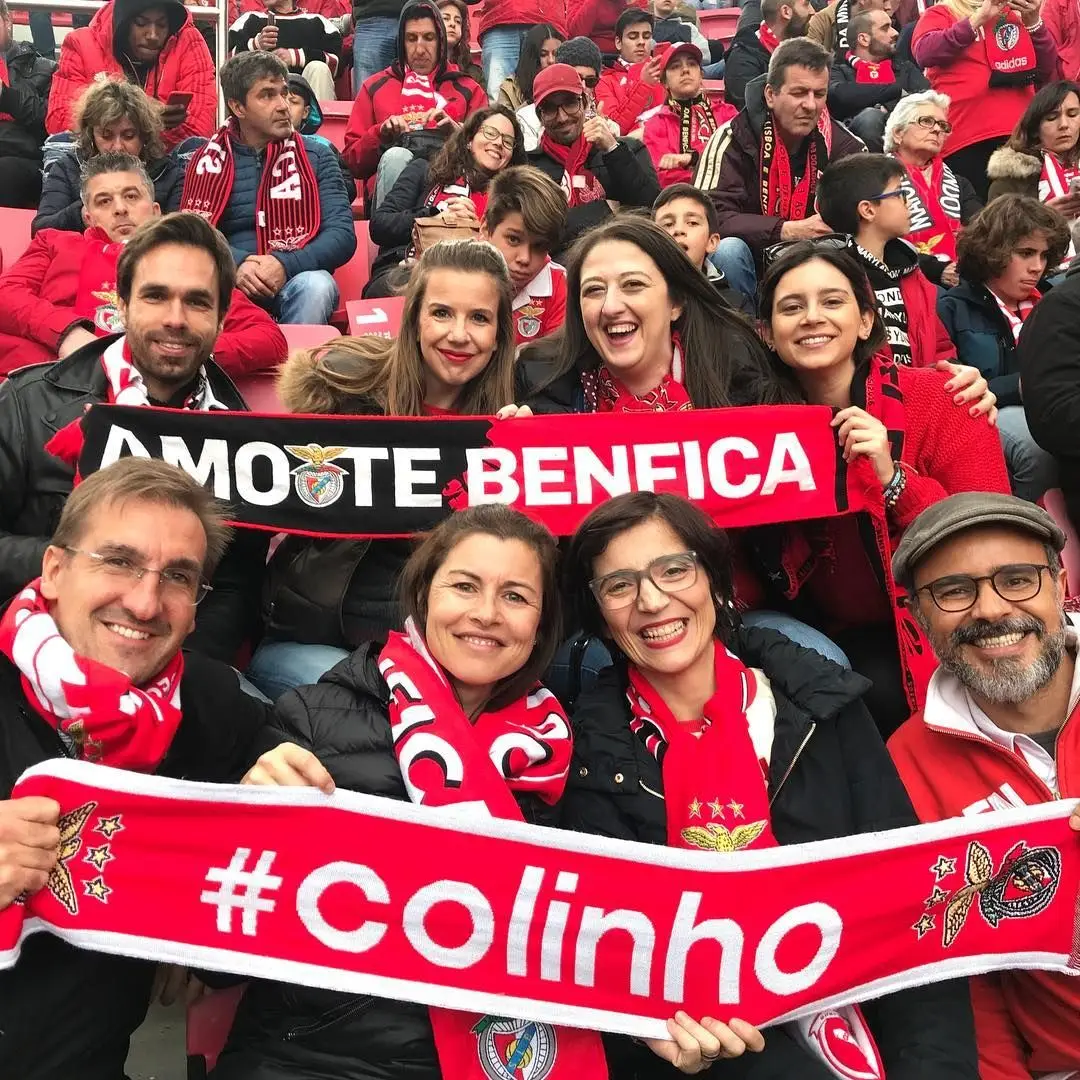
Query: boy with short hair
480 165 569 346
817 153 956 367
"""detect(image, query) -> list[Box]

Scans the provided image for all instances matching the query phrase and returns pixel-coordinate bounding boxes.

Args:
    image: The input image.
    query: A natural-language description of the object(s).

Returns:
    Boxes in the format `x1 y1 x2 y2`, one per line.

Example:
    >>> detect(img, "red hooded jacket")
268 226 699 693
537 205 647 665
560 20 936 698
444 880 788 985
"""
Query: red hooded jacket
0 228 287 377
46 0 216 151
595 57 665 135
641 97 738 185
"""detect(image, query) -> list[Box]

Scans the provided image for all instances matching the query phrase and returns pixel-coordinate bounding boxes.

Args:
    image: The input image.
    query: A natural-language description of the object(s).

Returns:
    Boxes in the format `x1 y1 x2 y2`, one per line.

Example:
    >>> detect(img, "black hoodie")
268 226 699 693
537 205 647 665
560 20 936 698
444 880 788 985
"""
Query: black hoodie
389 0 448 79
111 0 186 82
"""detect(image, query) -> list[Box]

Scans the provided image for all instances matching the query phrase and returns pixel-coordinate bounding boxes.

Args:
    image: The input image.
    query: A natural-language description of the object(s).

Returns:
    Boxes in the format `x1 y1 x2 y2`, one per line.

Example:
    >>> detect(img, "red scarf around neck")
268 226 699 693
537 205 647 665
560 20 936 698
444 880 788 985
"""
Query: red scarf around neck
846 52 895 83
580 336 691 412
180 121 321 254
989 286 1041 344
669 96 717 155
0 579 184 771
539 132 606 208
74 228 125 336
1039 149 1080 199
757 21 781 53
0 55 13 124
759 106 831 220
898 155 961 263
982 11 1035 75
427 177 488 219
378 619 608 1080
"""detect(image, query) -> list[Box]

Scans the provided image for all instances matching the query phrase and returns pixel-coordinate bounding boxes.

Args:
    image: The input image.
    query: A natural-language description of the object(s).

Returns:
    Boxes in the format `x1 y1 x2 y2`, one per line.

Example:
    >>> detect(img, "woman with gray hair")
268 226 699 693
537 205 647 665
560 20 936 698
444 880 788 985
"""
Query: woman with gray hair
885 89 983 286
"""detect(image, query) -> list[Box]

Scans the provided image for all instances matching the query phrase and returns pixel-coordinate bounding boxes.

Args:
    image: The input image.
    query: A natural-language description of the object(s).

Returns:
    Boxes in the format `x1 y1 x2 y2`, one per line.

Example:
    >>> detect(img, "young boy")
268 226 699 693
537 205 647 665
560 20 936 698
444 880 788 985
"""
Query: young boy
817 153 956 367
480 166 569 347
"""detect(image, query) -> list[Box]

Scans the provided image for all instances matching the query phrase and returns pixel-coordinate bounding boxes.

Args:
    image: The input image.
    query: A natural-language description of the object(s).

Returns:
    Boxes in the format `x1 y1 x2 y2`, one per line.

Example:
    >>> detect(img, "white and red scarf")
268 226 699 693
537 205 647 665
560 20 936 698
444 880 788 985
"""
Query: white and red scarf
897 155 962 263
427 177 488 219
759 106 833 220
538 133 606 208
0 55 13 124
757 20 781 53
378 618 608 1080
180 121 321 254
74 227 126 336
981 11 1035 77
627 640 885 1080
846 52 895 83
401 68 447 127
581 337 692 413
45 336 226 468
0 580 183 771
990 287 1040 344
1038 151 1079 267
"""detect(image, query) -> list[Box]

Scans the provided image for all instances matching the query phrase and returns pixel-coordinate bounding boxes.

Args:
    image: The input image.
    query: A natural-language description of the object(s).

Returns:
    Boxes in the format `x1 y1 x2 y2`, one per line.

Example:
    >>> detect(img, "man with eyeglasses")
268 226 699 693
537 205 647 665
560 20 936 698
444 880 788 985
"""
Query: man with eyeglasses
889 491 1080 1080
526 63 660 257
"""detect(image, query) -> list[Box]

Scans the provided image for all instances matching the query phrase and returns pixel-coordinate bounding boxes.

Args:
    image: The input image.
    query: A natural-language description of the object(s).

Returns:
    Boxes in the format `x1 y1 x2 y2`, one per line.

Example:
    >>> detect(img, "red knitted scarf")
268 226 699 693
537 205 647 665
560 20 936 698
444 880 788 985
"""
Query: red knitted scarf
845 53 895 82
669 95 717 155
982 11 1035 74
180 121 321 254
756 21 780 53
538 133 606 207
898 155 962 263
427 177 488 218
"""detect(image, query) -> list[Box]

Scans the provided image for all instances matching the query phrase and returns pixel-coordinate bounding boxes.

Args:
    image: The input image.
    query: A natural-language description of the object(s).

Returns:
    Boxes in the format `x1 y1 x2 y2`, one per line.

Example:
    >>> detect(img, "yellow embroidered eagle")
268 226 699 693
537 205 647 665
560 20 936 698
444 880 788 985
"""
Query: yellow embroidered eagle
48 801 98 916
680 820 768 852
284 444 349 468
942 840 995 947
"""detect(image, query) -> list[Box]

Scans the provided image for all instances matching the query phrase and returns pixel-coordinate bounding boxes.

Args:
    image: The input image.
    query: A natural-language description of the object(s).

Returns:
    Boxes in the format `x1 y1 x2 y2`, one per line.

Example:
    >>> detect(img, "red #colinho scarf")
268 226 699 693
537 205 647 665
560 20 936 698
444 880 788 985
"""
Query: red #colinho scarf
845 53 895 83
180 121 320 254
897 156 962 263
0 55 13 124
539 133 606 207
627 640 885 1080
378 618 608 1080
757 21 780 53
981 11 1035 77
74 227 125 336
989 286 1041 344
0 580 183 770
580 336 692 412
759 106 832 220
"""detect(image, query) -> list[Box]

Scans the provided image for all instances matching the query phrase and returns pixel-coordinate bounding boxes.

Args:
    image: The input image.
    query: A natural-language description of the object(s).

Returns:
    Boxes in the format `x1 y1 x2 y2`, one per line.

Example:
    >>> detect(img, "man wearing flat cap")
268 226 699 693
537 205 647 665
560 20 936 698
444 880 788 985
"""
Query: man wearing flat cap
888 491 1080 1080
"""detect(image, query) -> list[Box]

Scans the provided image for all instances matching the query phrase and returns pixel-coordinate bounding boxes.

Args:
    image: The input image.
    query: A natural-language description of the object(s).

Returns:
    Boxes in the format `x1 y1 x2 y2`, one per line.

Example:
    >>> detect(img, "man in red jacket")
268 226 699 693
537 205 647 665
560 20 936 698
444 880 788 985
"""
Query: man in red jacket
889 491 1080 1080
46 0 215 151
595 8 665 136
0 152 286 377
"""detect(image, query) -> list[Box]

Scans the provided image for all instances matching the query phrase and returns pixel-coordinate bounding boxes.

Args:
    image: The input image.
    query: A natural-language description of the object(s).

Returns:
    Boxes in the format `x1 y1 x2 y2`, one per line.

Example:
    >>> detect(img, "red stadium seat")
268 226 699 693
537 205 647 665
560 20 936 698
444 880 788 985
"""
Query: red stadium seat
331 220 376 330
1040 488 1080 598
186 985 245 1079
703 79 726 108
698 8 739 46
320 99 351 153
280 324 342 351
0 208 35 276
235 371 286 413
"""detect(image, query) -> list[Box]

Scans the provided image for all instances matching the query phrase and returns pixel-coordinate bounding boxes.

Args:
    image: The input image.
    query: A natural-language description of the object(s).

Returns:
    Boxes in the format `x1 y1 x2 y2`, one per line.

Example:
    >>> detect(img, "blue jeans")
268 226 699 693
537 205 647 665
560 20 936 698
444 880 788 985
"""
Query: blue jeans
741 610 851 668
374 146 414 209
545 635 613 708
481 26 527 101
702 59 726 79
29 12 56 58
272 270 339 324
353 15 399 87
997 404 1058 503
247 640 351 702
709 237 757 298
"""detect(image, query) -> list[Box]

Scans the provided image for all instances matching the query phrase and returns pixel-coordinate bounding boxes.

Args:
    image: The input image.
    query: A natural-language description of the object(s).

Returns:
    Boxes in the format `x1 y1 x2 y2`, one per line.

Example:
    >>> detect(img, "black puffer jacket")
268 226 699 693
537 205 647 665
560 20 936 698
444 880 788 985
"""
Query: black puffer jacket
0 652 280 1080
561 626 979 1080
213 644 560 1080
0 42 56 161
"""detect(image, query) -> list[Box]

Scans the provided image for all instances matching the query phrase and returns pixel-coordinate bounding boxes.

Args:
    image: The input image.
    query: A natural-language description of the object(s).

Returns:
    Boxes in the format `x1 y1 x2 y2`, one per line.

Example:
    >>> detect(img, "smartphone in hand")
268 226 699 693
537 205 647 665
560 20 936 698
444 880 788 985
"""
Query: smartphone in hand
165 91 193 109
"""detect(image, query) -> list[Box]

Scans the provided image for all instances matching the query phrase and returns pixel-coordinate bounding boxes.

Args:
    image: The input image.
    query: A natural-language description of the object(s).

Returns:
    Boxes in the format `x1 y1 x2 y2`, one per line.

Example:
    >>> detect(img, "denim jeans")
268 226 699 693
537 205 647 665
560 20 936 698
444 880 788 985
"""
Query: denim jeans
374 146 414 209
741 610 852 668
997 404 1058 504
272 270 339 324
481 26 527 100
247 640 351 702
709 237 757 298
29 12 56 58
545 635 613 709
353 15 399 87
702 59 726 79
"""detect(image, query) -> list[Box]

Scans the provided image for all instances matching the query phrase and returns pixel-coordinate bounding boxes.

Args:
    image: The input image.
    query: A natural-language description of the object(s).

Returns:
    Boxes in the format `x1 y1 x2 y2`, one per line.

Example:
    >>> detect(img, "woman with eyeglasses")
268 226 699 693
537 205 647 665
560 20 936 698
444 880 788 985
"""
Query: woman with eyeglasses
884 90 983 288
366 105 526 297
559 490 980 1080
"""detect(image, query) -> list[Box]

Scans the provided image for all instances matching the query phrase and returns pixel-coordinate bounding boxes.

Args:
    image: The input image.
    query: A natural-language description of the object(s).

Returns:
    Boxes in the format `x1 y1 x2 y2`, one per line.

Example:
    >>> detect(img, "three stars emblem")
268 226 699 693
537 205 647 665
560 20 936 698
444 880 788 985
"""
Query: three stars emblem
912 913 936 939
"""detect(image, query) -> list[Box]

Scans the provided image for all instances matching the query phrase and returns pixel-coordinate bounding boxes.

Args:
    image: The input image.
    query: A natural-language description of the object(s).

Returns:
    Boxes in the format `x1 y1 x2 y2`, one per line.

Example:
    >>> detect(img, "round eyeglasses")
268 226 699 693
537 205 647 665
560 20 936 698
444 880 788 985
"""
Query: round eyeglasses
915 564 1051 613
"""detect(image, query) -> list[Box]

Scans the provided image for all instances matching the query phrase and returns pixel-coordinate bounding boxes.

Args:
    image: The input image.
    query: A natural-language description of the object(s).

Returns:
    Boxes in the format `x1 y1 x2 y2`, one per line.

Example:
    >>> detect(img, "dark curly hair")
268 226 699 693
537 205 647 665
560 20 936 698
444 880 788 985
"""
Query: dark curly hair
957 194 1070 284
425 105 527 195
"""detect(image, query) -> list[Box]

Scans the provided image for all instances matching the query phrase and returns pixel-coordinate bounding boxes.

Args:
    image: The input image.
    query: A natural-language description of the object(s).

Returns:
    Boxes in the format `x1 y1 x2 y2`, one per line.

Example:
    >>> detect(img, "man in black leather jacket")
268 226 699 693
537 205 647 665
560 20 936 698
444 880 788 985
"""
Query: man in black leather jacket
0 211 267 664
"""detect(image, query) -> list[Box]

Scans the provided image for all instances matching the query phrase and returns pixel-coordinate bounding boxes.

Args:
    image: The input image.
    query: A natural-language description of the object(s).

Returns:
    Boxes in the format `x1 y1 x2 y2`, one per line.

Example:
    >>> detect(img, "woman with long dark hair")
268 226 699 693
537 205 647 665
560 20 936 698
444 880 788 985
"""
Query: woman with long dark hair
497 22 564 110
366 104 526 297
437 0 484 83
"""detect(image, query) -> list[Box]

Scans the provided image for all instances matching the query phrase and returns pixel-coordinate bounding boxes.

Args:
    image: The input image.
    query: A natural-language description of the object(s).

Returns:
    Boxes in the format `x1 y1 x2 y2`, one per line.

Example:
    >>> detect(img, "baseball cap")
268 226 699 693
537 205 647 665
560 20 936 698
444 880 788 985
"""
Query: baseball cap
655 41 703 71
532 63 586 107
891 492 1066 585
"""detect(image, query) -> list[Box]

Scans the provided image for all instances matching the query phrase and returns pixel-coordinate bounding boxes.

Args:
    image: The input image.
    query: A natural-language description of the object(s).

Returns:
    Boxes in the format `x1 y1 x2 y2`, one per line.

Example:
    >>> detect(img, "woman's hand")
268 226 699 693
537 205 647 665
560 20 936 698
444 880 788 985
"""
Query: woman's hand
1009 0 1044 27
1047 191 1080 218
443 197 479 227
832 406 896 486
495 404 534 419
644 1012 764 1073
941 261 960 288
659 153 693 170
936 360 998 426
242 743 336 793
970 0 1008 29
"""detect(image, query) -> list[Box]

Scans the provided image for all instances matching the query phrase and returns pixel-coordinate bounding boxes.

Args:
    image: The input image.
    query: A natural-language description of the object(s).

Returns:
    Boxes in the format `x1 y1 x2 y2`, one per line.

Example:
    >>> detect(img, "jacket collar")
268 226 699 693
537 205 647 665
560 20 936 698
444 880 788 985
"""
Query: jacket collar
513 260 554 308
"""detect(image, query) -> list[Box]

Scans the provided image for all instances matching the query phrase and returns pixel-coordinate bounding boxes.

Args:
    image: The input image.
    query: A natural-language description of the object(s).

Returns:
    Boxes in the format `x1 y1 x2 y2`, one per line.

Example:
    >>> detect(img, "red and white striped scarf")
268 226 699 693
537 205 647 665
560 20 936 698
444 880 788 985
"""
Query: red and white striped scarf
0 579 184 771
180 121 321 254
400 68 447 127
757 20 781 53
990 287 1040 344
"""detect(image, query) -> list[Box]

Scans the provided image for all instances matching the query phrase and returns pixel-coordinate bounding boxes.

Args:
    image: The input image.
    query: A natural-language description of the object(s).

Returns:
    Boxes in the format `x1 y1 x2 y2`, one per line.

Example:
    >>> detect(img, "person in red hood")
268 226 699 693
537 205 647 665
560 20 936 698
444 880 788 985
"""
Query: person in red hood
567 0 648 54
46 0 215 151
595 8 666 135
0 152 286 377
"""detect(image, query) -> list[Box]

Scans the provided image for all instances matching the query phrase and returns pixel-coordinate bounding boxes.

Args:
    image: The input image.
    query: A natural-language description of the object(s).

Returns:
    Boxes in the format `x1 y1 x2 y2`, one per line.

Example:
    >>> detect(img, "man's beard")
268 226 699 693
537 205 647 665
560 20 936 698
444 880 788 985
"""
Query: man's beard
127 323 213 395
784 14 810 38
933 614 1068 705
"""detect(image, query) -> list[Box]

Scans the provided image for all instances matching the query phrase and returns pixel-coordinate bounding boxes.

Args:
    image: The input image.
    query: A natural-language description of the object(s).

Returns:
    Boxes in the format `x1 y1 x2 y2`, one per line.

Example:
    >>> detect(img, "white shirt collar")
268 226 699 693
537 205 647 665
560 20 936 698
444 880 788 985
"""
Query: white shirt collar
513 261 553 309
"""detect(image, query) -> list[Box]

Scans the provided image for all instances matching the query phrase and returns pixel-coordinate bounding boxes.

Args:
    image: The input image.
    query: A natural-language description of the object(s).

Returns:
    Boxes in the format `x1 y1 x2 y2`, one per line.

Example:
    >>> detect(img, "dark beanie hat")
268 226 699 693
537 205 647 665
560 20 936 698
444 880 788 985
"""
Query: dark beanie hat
556 36 603 75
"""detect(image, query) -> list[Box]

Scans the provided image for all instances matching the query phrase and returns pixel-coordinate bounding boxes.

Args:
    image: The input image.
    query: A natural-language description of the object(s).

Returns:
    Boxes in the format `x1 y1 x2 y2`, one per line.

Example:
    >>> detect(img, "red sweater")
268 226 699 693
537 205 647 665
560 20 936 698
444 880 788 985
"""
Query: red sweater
889 665 1080 1079
595 59 665 135
0 228 287 377
512 260 566 347
899 264 956 368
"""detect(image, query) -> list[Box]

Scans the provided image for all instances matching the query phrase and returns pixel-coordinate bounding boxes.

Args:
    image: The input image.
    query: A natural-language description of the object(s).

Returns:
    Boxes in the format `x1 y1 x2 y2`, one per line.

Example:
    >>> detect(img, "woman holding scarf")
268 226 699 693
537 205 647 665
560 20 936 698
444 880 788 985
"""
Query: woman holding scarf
559 490 980 1080
911 0 1061 200
222 504 765 1080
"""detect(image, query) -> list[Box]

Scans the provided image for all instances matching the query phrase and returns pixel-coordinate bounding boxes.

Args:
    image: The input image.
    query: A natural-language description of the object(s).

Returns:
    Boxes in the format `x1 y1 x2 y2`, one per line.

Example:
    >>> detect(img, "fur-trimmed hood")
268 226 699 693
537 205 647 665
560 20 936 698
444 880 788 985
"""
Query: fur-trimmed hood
986 144 1042 180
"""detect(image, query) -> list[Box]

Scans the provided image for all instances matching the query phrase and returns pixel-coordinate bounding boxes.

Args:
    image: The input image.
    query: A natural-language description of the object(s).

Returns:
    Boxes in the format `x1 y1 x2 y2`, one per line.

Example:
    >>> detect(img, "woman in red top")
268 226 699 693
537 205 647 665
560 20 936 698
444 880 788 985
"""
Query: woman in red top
912 0 1061 200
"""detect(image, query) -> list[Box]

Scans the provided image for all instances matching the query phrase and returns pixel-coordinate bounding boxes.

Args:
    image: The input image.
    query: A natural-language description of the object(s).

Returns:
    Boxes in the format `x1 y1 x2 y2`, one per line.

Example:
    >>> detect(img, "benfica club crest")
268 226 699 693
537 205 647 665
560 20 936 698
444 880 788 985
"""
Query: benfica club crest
995 20 1020 50
516 304 543 340
286 444 350 508
472 1016 558 1080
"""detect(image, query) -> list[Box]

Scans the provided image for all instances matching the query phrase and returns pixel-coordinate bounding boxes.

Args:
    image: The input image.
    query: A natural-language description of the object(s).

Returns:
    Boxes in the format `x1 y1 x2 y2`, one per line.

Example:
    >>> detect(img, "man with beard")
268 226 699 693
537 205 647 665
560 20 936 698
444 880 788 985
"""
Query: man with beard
0 212 267 666
889 491 1080 1080
723 0 813 110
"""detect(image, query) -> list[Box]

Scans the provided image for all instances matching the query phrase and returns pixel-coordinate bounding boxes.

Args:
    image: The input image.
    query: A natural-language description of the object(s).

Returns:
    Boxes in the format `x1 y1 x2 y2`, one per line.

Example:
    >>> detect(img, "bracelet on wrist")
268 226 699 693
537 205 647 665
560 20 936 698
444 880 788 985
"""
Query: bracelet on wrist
883 463 907 509
1026 18 1044 31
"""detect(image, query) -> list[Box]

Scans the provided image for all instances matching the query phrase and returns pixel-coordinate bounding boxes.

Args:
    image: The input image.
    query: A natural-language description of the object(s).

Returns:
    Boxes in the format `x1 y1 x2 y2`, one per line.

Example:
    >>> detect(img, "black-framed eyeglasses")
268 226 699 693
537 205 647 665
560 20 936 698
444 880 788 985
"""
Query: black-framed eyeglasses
866 188 907 202
477 123 517 151
915 564 1052 613
64 547 213 606
913 115 952 134
590 552 699 611
762 232 853 268
538 95 584 120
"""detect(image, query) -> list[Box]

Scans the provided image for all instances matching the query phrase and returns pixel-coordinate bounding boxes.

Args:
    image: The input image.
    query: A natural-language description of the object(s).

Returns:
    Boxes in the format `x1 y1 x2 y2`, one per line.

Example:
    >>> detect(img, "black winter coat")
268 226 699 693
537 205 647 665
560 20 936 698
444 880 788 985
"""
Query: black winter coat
827 57 929 120
0 337 268 663
560 626 979 1080
32 149 185 235
368 155 432 284
0 42 56 161
721 26 770 111
213 643 559 1080
0 652 280 1080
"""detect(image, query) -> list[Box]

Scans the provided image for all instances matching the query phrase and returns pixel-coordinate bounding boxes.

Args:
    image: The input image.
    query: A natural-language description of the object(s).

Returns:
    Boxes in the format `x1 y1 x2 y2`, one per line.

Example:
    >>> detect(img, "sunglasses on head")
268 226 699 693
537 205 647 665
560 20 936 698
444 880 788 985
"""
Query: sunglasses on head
762 232 853 269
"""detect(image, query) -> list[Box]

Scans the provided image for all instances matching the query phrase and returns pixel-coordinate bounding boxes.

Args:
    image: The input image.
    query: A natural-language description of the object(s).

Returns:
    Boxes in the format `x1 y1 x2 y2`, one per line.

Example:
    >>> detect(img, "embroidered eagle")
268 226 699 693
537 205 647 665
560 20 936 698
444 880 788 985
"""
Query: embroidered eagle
284 444 349 468
681 820 767 852
48 801 98 916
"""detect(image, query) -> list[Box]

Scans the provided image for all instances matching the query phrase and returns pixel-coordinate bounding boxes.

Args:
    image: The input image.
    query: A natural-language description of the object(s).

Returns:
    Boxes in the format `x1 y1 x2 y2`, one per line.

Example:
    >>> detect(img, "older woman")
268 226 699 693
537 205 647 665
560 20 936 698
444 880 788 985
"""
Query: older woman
33 79 182 235
885 90 982 286
227 503 758 1080
560 490 980 1079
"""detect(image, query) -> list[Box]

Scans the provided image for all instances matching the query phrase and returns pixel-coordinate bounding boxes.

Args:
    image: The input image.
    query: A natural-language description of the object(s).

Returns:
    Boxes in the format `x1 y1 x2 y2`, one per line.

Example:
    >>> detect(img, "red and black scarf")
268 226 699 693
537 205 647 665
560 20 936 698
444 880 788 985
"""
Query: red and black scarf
538 133 606 208
180 121 321 254
981 10 1035 78
759 106 832 219
845 52 895 83
0 579 184 771
0 55 13 124
580 336 691 412
426 177 488 219
379 618 608 1080
897 155 962 263
668 95 717 155
756 20 781 53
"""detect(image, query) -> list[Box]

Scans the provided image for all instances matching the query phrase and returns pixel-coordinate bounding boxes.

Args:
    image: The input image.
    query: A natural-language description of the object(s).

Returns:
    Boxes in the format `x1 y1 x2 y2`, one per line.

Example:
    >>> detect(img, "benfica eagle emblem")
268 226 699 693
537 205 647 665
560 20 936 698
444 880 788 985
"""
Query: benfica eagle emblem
516 304 543 340
473 1017 558 1080
285 444 350 508
681 820 767 852
47 801 97 915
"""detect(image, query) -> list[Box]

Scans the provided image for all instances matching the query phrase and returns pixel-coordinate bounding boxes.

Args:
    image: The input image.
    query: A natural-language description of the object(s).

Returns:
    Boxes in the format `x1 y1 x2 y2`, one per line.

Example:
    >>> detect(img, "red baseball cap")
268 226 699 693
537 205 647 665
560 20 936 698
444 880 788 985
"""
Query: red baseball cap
655 41 703 71
532 63 586 107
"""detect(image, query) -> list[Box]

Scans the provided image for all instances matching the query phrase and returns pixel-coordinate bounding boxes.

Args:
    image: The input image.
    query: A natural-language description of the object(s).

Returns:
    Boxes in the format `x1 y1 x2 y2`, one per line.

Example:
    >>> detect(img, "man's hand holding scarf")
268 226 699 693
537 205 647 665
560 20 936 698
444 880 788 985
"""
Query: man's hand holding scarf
243 743 336 794
0 796 60 910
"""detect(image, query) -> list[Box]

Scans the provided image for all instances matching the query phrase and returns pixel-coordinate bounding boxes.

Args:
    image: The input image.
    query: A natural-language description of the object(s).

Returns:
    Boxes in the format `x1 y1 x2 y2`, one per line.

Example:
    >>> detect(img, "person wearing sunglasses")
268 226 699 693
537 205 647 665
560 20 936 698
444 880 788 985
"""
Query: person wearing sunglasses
526 63 660 256
889 491 1080 1080
366 105 526 296
884 90 983 288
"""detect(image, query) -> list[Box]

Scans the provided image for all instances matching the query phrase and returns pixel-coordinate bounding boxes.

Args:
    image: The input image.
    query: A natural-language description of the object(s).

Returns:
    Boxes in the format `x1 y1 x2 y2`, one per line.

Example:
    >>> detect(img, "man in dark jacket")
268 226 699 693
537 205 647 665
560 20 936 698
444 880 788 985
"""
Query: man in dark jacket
723 0 813 110
177 52 357 325
0 455 334 1080
526 63 661 258
694 38 865 296
0 0 56 209
828 9 929 151
0 212 268 665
